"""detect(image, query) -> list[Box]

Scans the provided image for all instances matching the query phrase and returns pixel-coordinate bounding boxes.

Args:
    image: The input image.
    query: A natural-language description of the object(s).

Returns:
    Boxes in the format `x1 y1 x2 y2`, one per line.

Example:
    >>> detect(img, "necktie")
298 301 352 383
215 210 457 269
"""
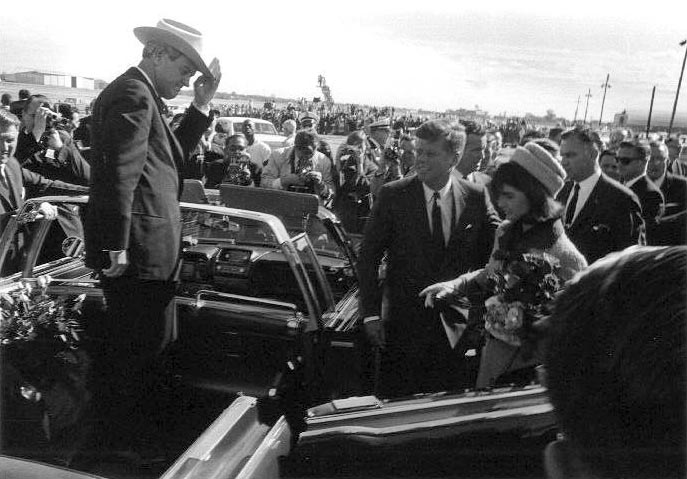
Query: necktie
0 164 16 209
565 183 580 227
432 192 444 248
0 165 7 188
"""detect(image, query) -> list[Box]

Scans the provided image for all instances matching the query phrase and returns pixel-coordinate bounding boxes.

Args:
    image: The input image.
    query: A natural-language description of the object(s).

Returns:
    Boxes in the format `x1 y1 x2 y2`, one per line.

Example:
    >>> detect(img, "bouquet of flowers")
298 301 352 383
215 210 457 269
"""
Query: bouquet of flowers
1 276 90 442
483 251 561 347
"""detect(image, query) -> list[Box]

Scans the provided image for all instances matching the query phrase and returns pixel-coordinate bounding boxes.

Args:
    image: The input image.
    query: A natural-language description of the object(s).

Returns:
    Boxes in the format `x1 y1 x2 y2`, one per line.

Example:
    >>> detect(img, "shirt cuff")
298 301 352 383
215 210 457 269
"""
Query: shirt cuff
191 101 211 117
363 315 381 324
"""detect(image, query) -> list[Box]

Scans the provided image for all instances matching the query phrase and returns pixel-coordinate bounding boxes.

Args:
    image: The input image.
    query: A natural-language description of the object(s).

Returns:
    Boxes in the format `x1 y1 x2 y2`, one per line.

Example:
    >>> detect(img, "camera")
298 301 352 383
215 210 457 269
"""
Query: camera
38 106 62 129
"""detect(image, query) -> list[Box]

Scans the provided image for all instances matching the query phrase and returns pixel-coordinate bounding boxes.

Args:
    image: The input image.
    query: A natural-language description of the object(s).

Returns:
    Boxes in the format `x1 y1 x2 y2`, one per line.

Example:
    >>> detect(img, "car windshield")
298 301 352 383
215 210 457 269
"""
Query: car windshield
233 121 277 135
181 209 280 247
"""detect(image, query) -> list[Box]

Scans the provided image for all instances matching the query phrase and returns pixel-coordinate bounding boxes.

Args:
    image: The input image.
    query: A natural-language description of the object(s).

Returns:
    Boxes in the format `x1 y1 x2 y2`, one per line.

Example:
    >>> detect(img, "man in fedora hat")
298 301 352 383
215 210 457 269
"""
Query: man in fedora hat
84 18 221 459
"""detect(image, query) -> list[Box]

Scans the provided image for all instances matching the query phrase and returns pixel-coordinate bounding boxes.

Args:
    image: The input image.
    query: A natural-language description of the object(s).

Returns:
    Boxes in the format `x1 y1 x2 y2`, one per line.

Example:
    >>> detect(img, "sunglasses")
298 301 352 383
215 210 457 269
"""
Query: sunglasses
617 156 641 165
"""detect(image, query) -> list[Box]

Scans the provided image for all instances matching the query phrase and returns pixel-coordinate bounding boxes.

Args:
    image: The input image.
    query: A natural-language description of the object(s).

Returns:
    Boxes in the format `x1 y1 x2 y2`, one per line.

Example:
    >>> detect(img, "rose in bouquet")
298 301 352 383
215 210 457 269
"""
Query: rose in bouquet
483 251 561 347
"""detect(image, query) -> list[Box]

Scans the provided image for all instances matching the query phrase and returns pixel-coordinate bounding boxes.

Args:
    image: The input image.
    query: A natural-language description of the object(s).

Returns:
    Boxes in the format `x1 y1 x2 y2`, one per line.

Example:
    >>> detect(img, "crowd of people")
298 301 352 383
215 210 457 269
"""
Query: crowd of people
1 16 686 478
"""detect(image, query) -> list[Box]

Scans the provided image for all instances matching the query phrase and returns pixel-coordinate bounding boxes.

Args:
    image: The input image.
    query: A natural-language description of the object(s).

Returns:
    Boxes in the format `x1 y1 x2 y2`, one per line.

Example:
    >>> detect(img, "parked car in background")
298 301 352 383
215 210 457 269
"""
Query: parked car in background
215 117 286 150
0 193 556 479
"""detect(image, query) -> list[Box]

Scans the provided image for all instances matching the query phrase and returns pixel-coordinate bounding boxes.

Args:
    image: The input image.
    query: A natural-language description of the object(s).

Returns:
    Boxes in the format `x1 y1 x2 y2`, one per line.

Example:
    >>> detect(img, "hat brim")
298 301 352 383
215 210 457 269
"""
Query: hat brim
134 26 212 79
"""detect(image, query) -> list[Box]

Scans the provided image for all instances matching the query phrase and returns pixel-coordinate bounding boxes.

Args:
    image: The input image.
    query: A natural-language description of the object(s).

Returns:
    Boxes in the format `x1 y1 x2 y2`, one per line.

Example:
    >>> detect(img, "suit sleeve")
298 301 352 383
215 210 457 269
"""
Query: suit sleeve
616 193 644 249
97 80 153 251
357 184 395 318
474 185 501 267
261 149 286 189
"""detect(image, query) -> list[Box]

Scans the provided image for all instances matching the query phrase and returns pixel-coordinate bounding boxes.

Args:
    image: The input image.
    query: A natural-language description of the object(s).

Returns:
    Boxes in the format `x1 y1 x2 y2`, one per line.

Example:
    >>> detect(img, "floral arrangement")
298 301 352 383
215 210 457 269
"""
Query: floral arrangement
483 251 562 347
1 276 89 441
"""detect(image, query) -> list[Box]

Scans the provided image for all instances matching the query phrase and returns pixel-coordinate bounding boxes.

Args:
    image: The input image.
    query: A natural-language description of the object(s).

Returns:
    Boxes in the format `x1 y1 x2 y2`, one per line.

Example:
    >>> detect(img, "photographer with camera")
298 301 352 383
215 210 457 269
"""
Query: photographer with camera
332 130 378 234
261 129 334 202
16 95 90 195
205 133 259 188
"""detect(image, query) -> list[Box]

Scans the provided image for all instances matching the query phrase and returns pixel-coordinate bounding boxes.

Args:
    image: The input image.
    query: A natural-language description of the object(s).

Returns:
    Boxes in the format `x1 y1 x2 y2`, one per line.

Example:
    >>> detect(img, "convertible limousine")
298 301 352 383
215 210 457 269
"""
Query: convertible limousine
0 189 556 479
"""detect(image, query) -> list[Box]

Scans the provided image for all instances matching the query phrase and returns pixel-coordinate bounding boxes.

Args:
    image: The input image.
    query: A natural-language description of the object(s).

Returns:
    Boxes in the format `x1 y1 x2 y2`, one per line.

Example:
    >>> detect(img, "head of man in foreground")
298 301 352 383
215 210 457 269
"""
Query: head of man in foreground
544 246 686 479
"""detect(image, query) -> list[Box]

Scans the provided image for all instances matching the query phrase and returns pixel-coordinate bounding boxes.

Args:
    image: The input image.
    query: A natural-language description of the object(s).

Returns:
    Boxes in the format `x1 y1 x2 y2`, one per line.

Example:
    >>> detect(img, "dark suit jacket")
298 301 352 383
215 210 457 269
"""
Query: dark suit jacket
654 173 687 245
628 175 664 245
1 156 88 231
557 174 643 264
358 174 500 323
84 67 211 280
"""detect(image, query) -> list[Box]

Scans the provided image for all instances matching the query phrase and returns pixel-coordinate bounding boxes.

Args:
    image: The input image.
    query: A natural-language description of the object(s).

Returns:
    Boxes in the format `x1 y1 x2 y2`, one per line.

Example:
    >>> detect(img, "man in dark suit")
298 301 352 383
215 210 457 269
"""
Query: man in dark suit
84 18 221 456
617 139 664 245
358 119 500 397
557 127 643 264
1 109 88 274
648 141 687 245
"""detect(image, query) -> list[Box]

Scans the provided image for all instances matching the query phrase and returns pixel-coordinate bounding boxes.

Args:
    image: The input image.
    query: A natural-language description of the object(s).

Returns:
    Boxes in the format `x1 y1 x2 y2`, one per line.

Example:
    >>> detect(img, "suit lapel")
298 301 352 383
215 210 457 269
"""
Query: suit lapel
572 176 603 228
125 68 184 172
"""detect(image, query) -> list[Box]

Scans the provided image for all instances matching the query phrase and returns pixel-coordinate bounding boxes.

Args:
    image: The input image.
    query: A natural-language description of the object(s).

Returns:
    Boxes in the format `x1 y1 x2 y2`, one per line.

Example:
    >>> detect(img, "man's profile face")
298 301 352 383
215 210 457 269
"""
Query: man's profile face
0 124 18 165
599 152 620 181
154 51 197 100
460 133 486 173
560 138 597 183
415 137 456 187
617 146 647 181
647 146 669 181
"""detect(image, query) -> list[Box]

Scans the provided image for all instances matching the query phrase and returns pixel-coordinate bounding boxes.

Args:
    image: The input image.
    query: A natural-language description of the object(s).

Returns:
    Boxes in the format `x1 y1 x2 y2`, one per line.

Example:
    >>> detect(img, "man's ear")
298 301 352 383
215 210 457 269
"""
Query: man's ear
544 438 597 479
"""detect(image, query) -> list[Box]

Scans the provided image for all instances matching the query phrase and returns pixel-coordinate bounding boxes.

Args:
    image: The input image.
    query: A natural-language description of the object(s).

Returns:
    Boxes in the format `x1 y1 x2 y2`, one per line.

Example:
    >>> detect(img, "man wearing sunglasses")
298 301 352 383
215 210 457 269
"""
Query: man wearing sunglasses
617 139 664 245
558 126 643 263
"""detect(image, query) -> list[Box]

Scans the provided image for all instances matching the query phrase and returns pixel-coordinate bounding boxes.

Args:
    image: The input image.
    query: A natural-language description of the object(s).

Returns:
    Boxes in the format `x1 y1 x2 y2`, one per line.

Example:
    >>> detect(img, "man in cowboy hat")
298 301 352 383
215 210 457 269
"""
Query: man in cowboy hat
84 18 221 460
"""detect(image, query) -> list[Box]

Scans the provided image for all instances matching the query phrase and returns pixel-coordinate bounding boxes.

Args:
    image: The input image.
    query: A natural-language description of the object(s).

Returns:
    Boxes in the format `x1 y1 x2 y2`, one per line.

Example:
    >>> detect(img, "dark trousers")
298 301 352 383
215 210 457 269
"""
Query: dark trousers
93 276 176 447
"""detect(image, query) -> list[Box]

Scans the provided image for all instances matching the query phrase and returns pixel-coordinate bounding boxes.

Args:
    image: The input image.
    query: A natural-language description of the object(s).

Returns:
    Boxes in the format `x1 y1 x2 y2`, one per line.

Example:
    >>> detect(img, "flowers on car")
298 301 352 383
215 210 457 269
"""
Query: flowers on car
1 276 90 441
483 251 561 347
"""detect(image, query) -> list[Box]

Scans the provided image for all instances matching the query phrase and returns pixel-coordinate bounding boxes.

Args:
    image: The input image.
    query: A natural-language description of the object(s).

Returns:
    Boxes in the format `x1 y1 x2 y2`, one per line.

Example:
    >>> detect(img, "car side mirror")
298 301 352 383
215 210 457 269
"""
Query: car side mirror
61 236 85 258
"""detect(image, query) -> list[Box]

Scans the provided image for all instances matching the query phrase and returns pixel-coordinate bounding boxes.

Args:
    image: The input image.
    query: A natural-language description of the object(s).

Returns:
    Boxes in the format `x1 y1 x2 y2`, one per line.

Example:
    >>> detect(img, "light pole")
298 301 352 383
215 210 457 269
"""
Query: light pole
583 89 592 124
668 40 687 136
598 74 611 128
573 95 580 123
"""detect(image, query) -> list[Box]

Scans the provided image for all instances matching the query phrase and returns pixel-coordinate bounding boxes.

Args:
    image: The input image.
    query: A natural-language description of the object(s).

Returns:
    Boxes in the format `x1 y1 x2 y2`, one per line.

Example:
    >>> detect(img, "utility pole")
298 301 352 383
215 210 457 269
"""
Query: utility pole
573 95 581 123
583 89 592 124
668 40 687 136
647 86 656 136
598 74 611 128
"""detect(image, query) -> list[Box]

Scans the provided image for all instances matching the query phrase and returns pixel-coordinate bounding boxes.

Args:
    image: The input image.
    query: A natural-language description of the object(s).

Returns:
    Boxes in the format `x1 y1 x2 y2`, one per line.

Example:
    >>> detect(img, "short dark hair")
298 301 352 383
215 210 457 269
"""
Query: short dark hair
545 246 687 478
0 108 21 129
415 119 466 157
18 89 30 99
490 162 563 222
294 129 319 148
519 129 546 145
345 130 366 146
618 139 651 160
459 119 486 137
561 126 604 152
1 93 11 106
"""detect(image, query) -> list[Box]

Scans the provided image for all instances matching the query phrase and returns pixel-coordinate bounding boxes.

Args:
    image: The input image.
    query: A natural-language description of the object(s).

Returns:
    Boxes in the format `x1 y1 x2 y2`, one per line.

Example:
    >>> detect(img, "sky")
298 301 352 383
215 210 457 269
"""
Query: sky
1 0 686 120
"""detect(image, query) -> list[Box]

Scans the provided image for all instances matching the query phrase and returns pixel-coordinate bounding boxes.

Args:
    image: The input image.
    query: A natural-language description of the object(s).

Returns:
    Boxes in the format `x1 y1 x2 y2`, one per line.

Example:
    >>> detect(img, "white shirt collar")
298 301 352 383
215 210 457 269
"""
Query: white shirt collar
422 178 452 205
652 172 666 189
578 169 601 191
624 174 643 188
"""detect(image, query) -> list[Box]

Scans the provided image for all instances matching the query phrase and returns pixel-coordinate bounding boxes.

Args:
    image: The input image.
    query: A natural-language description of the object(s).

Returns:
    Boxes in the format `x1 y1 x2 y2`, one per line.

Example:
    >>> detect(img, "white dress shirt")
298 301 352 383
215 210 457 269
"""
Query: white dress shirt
423 179 453 246
567 170 601 224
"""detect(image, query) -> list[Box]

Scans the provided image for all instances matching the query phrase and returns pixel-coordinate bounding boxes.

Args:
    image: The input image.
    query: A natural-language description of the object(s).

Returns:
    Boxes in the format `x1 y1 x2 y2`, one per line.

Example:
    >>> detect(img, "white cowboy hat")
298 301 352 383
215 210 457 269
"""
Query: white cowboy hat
134 18 212 78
